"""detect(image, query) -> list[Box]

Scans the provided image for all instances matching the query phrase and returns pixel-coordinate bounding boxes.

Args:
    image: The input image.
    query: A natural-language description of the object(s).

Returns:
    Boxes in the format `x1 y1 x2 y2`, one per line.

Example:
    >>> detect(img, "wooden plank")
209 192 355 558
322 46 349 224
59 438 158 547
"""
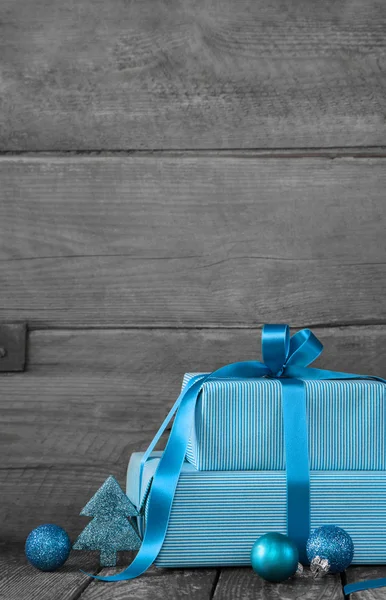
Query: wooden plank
0 545 99 600
1 156 386 328
1 325 385 543
345 566 386 598
0 322 27 372
1 0 386 150
5 325 386 467
213 567 343 599
0 467 133 545
78 566 218 600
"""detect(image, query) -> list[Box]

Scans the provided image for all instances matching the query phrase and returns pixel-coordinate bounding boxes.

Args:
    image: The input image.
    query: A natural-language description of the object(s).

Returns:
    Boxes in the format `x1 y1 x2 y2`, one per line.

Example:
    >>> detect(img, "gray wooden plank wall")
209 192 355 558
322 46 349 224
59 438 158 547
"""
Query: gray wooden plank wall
1 0 386 150
1 0 386 597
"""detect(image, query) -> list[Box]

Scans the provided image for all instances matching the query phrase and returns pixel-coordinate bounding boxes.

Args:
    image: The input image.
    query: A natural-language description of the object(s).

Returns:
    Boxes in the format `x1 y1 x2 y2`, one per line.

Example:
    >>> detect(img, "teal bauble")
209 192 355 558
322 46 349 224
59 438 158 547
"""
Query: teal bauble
251 532 299 583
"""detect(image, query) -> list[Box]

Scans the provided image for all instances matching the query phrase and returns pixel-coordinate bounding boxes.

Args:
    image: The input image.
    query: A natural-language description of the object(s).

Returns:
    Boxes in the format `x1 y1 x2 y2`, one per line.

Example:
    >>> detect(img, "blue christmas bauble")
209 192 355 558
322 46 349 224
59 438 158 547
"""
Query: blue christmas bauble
251 532 299 583
25 524 71 571
306 525 354 574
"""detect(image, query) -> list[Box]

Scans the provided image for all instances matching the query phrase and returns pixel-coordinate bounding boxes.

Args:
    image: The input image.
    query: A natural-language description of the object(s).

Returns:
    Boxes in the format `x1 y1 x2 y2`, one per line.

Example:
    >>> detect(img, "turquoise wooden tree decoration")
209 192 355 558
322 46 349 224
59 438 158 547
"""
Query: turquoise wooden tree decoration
73 475 141 567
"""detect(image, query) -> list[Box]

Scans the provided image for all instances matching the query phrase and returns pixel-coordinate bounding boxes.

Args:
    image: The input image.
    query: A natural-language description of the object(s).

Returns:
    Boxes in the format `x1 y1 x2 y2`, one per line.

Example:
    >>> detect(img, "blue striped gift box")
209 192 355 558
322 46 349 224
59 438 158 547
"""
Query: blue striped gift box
127 452 386 567
183 374 386 471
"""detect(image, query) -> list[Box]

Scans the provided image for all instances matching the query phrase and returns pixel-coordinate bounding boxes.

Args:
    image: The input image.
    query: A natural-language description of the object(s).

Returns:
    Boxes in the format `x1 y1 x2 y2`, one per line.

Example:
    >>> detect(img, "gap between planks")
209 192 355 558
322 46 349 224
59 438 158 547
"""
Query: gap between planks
69 567 103 600
210 569 221 600
23 321 386 332
1 148 386 160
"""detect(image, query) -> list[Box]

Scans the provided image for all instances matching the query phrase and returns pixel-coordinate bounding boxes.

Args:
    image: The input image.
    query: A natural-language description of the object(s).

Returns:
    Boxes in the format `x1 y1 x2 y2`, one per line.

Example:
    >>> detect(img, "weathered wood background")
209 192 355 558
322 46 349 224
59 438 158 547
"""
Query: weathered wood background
1 0 386 597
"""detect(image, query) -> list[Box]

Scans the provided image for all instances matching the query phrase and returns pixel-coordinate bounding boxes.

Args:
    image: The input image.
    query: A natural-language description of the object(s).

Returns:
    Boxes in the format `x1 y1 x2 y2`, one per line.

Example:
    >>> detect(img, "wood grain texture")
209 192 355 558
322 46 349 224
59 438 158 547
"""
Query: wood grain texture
0 546 100 600
1 0 386 150
1 325 386 543
213 567 343 599
1 156 386 328
345 566 386 598
0 467 138 546
78 566 218 600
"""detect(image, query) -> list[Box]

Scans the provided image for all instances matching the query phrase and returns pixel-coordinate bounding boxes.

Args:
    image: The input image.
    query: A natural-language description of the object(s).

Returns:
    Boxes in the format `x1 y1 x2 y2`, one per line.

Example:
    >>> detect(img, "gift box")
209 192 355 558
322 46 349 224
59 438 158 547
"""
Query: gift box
107 325 386 585
127 451 386 566
184 374 386 471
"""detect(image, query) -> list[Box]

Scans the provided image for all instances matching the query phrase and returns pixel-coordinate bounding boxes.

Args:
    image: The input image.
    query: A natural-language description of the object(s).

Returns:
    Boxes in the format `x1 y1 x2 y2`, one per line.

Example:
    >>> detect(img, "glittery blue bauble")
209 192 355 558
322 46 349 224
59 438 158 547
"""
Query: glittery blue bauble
25 524 71 571
251 532 299 583
306 525 354 573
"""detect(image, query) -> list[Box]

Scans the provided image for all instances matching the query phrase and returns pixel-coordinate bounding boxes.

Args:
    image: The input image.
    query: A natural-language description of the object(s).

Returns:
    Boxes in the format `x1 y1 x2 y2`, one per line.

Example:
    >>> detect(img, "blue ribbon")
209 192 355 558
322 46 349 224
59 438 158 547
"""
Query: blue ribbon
86 324 386 583
344 578 386 595
281 378 309 564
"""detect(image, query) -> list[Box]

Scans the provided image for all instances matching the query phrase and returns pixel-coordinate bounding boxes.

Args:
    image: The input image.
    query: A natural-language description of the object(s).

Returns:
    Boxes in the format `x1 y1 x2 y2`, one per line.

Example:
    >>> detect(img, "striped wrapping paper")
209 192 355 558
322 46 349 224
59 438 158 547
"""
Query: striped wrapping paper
127 452 386 567
183 374 386 471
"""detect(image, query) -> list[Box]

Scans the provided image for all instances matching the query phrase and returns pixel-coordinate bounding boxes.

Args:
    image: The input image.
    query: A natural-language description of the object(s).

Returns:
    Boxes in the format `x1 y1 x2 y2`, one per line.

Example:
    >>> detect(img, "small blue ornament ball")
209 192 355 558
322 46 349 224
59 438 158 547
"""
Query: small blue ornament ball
25 524 71 571
306 525 354 574
251 532 299 583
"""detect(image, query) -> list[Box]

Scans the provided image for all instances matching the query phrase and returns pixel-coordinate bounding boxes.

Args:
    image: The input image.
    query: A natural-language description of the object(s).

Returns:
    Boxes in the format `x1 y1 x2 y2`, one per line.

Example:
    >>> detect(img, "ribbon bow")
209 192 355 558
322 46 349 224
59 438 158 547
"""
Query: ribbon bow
261 324 323 376
85 325 386 588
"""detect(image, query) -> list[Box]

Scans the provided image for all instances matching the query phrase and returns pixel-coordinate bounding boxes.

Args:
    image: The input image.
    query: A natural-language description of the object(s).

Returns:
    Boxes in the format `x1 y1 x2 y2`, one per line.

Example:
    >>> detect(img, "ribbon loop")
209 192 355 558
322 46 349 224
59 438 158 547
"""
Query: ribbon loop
286 329 323 368
262 324 290 376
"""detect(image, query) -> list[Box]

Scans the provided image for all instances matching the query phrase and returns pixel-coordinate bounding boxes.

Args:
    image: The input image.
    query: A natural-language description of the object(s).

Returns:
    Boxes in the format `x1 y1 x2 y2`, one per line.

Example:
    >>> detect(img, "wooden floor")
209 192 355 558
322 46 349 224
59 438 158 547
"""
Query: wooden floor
1 0 386 597
0 545 377 600
2 546 386 599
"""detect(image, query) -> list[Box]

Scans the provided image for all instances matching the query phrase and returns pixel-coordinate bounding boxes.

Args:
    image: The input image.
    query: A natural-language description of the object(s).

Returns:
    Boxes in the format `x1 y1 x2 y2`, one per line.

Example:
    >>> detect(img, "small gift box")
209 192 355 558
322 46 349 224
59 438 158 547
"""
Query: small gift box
184 374 386 471
127 451 386 567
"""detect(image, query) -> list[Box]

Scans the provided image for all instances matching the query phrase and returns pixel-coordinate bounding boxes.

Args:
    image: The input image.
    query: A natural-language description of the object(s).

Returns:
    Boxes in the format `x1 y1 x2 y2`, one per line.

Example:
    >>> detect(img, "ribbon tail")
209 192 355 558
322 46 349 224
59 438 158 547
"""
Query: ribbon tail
87 375 206 581
88 361 269 582
344 578 386 595
138 374 205 492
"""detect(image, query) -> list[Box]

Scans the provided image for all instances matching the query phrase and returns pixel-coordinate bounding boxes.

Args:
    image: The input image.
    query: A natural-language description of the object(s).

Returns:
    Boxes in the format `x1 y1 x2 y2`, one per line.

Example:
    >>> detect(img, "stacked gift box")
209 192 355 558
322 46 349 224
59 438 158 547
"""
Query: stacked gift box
127 369 386 566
